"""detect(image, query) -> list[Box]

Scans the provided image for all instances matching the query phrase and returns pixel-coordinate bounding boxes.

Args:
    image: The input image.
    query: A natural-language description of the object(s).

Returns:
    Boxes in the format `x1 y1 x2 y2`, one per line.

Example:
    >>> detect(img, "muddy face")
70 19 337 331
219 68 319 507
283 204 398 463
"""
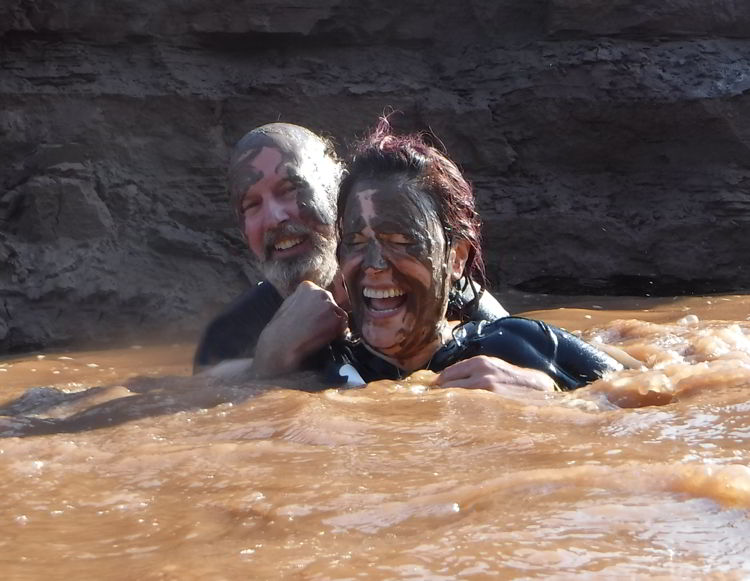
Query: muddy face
228 125 340 296
339 177 453 368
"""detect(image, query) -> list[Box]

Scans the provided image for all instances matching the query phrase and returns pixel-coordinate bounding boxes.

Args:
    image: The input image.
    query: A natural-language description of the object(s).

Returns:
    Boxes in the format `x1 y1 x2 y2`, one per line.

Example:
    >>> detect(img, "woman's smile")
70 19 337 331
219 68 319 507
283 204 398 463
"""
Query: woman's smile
362 286 407 314
339 177 452 363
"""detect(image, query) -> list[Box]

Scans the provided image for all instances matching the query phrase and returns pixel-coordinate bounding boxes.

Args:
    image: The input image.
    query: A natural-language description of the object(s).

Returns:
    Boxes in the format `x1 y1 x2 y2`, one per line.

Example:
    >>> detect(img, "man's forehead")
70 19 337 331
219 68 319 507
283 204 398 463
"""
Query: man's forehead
235 140 328 178
235 126 327 159
233 139 295 166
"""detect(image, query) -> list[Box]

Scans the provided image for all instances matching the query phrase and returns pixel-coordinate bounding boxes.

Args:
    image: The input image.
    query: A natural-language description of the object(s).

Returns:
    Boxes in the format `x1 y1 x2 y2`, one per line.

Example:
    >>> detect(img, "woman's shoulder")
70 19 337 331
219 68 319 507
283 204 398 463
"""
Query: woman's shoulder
448 281 509 322
434 316 619 389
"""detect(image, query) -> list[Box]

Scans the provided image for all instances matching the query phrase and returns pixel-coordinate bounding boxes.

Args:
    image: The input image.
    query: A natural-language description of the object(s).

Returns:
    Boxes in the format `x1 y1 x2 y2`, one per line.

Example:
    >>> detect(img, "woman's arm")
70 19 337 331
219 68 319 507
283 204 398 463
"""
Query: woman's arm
432 317 622 391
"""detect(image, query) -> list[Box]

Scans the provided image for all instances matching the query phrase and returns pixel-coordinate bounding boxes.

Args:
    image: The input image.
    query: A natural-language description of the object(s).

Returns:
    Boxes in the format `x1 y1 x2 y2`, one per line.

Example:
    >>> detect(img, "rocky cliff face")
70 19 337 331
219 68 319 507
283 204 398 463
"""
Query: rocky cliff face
1 0 749 352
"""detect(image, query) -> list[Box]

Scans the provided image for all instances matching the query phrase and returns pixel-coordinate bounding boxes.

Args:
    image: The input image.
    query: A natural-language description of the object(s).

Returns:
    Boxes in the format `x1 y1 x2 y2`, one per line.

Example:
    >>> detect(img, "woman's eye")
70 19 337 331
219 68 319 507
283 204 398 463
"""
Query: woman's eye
385 234 414 246
344 234 366 247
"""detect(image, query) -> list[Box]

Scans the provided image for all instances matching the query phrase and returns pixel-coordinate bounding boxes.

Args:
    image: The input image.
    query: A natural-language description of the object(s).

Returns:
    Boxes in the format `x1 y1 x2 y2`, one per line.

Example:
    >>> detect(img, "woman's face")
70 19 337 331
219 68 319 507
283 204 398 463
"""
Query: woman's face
339 176 455 363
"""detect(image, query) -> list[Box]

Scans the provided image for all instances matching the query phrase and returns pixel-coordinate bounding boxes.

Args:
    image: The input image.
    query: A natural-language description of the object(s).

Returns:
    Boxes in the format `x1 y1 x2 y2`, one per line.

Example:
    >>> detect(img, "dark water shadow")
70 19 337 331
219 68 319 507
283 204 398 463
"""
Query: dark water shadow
0 371 330 438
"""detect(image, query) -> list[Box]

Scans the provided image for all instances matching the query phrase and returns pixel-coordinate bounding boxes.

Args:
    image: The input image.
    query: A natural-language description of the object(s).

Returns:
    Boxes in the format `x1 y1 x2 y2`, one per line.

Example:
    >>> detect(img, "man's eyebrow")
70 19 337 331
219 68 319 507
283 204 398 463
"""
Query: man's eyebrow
229 168 263 200
285 165 311 186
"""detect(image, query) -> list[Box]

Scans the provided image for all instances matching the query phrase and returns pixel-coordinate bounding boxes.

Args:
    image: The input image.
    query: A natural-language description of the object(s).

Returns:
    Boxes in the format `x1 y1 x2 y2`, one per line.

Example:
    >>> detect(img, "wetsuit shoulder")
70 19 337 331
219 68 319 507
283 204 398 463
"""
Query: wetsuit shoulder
431 316 621 390
446 280 509 322
467 289 509 321
192 281 283 373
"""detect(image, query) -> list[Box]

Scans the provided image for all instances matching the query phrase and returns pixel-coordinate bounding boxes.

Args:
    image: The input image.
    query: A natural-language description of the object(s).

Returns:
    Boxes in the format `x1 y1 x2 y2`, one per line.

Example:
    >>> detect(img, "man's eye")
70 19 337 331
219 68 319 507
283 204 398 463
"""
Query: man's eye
280 186 297 198
241 199 260 214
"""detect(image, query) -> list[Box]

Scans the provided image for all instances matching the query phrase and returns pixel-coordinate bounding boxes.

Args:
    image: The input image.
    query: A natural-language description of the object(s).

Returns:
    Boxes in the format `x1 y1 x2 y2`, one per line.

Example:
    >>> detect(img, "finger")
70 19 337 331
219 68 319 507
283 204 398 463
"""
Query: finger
332 304 348 320
434 360 477 384
330 272 350 310
299 280 323 291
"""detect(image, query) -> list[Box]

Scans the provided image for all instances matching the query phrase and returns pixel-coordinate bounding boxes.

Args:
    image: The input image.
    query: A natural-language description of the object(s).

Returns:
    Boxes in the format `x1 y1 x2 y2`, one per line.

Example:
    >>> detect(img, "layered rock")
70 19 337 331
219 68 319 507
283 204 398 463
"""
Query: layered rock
1 0 748 351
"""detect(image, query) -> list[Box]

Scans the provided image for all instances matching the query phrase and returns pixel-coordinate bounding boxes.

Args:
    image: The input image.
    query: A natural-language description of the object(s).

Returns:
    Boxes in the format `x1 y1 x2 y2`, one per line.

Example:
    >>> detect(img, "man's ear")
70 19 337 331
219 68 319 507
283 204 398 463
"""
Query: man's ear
449 239 470 282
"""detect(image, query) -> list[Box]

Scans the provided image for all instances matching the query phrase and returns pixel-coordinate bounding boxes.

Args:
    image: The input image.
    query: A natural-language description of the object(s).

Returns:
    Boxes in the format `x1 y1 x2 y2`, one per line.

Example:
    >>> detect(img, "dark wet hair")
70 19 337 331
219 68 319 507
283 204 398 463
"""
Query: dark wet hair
338 118 486 294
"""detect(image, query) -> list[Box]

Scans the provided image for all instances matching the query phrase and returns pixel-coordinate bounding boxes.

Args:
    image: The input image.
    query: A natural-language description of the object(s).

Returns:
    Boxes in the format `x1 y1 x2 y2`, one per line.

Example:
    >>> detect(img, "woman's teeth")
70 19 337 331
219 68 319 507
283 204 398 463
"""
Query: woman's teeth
363 287 405 299
275 237 304 251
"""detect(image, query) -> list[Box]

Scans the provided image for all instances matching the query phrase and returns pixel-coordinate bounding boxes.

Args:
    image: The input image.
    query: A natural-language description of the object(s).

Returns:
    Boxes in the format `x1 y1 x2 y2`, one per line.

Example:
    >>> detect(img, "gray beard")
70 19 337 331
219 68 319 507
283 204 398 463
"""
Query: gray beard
259 235 338 297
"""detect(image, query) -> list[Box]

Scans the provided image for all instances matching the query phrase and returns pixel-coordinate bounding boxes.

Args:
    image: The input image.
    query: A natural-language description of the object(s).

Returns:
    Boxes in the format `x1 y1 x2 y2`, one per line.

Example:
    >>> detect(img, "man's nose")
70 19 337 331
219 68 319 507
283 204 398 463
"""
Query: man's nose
264 197 291 228
363 239 388 271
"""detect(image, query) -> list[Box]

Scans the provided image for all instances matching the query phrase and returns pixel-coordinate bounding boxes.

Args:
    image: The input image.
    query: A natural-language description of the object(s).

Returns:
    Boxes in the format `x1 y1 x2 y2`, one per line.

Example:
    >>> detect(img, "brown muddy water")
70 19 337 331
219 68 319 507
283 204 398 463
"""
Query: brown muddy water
1 295 750 580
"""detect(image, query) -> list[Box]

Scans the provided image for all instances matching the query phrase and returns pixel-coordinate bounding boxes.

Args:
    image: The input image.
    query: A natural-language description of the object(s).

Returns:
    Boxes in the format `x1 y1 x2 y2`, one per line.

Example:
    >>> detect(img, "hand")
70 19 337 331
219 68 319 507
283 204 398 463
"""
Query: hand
330 271 351 312
434 355 557 394
251 281 348 378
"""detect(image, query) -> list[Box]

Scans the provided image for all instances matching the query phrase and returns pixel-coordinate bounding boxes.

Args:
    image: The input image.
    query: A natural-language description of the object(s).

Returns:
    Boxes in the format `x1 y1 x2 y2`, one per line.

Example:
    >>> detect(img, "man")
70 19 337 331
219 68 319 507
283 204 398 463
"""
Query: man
194 123 350 379
196 123 567 393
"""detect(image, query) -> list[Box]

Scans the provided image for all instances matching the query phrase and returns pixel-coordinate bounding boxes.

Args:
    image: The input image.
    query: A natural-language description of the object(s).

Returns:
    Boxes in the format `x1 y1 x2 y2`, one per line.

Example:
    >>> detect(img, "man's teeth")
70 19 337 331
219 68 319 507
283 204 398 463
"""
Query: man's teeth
275 237 304 251
363 287 405 299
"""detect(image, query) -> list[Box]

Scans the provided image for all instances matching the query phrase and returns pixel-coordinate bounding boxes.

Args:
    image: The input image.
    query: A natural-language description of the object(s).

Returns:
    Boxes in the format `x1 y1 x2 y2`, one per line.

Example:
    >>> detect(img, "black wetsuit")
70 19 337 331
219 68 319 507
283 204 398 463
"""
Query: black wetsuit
192 280 507 373
193 281 284 372
326 317 621 390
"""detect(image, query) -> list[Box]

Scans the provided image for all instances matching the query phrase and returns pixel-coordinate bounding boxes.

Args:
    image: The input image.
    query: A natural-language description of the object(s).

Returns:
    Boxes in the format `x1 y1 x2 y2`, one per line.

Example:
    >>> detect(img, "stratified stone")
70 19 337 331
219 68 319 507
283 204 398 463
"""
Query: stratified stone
8 176 114 242
0 0 748 351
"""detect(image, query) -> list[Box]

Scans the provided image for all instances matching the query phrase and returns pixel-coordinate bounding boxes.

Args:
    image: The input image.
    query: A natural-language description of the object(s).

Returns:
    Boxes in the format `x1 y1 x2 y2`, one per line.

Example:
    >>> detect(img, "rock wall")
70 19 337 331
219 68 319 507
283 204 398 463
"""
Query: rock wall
1 0 749 352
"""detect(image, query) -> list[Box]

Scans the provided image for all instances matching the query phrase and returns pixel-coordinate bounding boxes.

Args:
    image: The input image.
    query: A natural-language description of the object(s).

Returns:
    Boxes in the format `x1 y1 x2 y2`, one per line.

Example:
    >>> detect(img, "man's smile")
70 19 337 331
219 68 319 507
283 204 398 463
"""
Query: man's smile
274 236 305 252
266 231 314 260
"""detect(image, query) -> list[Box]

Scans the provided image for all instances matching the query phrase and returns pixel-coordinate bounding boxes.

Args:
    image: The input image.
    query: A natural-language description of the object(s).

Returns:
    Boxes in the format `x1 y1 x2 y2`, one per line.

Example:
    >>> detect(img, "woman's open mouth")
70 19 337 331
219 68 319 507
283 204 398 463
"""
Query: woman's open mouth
363 286 407 315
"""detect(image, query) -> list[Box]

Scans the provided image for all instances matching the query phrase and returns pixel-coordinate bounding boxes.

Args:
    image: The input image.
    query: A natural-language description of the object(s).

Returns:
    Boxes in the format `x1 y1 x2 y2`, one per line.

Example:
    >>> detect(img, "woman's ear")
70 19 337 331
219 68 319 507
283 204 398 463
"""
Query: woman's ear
449 239 470 282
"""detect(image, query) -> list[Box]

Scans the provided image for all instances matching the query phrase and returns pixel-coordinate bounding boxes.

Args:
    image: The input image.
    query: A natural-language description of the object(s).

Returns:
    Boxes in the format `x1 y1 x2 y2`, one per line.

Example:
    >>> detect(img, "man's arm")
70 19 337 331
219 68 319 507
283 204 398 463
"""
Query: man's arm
193 281 283 374
194 280 347 380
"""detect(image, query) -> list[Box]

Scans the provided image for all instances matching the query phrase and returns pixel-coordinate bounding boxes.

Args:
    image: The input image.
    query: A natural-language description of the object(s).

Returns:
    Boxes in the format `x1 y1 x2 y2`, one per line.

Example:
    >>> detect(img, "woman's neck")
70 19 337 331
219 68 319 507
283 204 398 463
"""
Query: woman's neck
364 321 455 374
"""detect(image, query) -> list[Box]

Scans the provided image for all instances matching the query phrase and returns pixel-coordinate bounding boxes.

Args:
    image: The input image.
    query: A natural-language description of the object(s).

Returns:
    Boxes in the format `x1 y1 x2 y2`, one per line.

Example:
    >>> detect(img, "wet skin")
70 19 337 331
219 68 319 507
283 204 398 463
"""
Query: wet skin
339 177 458 370
218 124 347 379
228 127 339 293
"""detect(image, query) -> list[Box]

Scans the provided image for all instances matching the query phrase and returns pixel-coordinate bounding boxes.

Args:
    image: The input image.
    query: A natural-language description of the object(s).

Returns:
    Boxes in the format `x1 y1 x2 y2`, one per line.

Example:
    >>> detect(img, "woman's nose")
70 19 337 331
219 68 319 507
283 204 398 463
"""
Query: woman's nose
363 239 388 271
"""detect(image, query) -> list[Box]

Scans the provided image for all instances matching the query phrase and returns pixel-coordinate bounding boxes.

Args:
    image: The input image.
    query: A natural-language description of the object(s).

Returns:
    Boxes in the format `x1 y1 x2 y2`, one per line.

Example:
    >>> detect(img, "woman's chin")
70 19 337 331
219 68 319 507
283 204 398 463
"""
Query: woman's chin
362 333 400 354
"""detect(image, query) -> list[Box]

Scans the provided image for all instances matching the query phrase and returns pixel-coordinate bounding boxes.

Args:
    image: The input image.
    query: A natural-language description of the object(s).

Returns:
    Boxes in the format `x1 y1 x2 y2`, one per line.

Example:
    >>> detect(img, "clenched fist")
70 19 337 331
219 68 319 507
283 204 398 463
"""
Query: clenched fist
251 281 348 378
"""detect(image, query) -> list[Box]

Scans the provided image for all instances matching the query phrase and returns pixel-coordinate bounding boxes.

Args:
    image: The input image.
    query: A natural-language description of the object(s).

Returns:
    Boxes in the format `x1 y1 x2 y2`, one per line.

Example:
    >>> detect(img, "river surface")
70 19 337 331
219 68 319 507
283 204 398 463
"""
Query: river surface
1 295 750 579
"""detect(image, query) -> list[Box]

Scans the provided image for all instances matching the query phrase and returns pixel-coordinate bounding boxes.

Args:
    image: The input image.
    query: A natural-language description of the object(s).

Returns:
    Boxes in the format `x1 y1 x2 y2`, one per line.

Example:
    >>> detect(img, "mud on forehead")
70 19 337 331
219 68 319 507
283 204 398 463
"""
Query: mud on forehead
230 133 298 177
342 176 452 362
229 130 337 225
231 124 329 167
343 177 443 249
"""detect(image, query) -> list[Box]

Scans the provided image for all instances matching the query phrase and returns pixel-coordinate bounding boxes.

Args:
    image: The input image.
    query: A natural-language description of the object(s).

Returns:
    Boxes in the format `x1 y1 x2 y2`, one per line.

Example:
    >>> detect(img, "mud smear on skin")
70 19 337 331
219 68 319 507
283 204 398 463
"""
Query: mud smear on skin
228 125 337 228
227 126 339 294
340 178 452 367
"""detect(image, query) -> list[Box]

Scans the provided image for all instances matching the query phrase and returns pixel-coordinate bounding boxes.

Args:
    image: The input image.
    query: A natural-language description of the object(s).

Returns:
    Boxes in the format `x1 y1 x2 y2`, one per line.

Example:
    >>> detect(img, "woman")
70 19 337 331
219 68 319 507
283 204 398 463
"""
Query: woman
327 122 621 391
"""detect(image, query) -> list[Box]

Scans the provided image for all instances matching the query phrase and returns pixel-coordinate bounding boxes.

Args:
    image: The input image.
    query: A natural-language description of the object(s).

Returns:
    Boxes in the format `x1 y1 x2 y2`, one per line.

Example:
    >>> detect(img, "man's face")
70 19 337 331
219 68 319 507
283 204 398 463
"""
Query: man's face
338 177 451 361
229 136 338 296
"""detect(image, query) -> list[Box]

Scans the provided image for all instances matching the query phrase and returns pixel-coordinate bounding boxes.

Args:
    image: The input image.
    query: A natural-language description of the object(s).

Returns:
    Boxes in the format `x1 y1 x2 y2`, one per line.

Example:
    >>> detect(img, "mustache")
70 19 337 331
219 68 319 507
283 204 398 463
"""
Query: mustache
261 223 315 260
